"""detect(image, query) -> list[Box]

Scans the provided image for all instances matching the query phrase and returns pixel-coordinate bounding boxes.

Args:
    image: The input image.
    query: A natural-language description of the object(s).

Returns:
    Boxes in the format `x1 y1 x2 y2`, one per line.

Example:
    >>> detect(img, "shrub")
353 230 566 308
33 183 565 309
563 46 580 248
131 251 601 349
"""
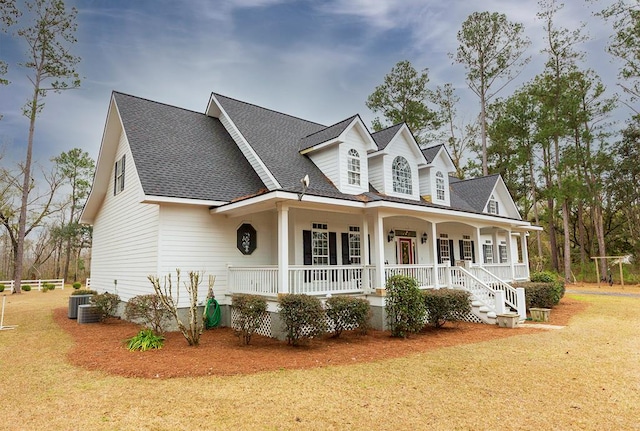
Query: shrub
385 275 425 338
124 294 172 334
514 282 555 309
278 294 326 345
72 289 97 296
232 294 268 345
423 289 471 328
72 282 82 290
530 271 565 305
41 283 56 292
325 296 370 337
126 329 165 351
0 284 5 292
90 292 121 322
22 285 31 292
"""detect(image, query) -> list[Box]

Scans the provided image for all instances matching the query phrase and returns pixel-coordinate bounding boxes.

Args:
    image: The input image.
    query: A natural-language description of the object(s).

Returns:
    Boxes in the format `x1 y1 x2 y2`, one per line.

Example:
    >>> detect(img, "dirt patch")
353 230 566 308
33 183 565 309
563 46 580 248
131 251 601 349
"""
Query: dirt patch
54 297 587 379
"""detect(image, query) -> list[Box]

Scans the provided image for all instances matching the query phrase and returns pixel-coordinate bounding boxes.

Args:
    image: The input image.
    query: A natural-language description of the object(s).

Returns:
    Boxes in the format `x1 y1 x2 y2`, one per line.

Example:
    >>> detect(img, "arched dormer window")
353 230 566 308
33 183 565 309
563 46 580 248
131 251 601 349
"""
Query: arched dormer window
347 149 360 186
392 156 412 194
436 171 445 200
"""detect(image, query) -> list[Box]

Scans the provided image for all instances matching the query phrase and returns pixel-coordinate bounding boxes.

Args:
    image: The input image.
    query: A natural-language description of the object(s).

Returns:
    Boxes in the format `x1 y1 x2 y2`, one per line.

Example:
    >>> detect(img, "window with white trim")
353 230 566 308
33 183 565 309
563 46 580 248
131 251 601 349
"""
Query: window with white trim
499 241 507 263
462 235 473 261
312 223 328 265
436 171 445 201
483 242 494 264
348 226 361 264
439 233 450 262
347 149 361 186
114 155 126 195
488 194 498 214
392 156 412 194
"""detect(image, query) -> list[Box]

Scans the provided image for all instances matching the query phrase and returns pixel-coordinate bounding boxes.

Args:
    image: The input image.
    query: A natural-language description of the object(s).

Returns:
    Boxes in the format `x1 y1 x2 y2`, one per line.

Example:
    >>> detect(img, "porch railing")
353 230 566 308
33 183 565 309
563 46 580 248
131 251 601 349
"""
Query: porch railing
449 267 506 316
513 263 529 280
385 264 434 288
469 266 526 320
227 266 279 296
289 265 365 295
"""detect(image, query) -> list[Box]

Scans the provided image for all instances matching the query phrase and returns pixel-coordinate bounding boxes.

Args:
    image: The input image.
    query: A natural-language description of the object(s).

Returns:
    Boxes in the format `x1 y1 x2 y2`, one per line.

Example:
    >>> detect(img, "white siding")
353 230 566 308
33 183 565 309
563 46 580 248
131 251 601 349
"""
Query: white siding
419 166 432 199
157 205 275 306
383 133 420 200
338 127 369 195
90 129 159 301
307 145 339 190
368 155 384 194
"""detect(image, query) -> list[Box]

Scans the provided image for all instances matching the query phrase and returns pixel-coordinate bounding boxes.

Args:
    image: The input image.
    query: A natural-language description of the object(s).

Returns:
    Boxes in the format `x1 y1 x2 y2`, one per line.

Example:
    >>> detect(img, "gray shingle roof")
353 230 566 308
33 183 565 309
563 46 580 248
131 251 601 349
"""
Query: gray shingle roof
214 94 355 198
421 144 443 163
449 174 500 213
114 92 266 202
371 123 404 150
299 115 359 151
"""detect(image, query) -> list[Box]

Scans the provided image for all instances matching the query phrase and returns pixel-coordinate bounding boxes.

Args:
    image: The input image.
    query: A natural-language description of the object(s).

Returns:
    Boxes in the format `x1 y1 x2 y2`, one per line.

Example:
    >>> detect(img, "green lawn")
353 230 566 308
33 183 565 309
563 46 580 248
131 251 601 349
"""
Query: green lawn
0 288 638 430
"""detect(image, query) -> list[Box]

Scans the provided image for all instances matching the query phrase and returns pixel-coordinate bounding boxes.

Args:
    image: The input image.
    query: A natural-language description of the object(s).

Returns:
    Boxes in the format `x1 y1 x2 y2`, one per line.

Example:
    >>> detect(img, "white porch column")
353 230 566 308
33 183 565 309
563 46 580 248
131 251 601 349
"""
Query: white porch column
361 215 370 292
474 227 482 265
431 222 438 287
506 229 514 280
277 202 289 294
521 232 530 279
373 211 385 289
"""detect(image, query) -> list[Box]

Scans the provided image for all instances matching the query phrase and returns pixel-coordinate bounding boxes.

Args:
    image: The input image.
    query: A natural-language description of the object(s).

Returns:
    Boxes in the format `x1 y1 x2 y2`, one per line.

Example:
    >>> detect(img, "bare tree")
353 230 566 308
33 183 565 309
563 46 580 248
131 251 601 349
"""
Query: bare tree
11 0 81 292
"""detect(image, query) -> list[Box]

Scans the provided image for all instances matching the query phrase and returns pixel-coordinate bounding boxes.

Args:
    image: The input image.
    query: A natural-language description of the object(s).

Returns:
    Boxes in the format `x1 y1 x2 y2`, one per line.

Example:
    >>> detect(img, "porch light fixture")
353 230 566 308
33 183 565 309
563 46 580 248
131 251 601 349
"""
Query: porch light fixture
387 229 395 242
421 232 428 244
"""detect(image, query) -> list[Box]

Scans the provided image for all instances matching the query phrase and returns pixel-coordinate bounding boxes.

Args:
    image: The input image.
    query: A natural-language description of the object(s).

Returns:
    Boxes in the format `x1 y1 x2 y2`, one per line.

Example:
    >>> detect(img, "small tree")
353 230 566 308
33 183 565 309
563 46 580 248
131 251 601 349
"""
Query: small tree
124 294 172 334
385 275 425 338
278 294 326 346
148 269 210 346
325 296 370 337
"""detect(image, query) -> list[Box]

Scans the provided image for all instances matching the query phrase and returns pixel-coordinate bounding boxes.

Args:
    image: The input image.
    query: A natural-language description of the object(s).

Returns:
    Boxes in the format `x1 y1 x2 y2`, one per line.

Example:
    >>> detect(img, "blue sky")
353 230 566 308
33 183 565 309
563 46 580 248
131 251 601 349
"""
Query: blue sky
0 0 624 170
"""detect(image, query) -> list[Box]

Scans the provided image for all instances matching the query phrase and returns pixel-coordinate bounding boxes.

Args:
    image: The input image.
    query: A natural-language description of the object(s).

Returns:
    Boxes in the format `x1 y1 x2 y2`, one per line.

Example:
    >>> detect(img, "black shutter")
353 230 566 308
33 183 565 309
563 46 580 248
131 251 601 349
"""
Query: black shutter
449 239 455 266
437 239 442 264
303 230 312 265
329 232 337 265
459 240 464 261
496 202 499 215
471 241 476 263
368 234 371 265
113 159 118 196
341 233 350 265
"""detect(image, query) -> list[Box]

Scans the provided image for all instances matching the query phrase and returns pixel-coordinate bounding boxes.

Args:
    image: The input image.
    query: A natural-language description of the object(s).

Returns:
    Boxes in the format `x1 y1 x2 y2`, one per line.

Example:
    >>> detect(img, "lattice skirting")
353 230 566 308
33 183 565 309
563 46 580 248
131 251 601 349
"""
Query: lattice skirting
230 307 273 338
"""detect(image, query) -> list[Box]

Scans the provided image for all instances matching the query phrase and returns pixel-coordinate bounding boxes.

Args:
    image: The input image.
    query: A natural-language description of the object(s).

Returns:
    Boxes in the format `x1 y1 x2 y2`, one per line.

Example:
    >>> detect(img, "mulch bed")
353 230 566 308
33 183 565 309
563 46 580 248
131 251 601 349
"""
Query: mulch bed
53 297 587 379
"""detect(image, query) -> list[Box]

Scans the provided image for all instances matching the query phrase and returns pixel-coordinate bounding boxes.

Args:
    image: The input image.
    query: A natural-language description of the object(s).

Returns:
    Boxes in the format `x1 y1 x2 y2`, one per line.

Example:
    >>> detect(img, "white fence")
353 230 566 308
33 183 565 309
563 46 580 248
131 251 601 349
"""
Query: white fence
0 279 65 293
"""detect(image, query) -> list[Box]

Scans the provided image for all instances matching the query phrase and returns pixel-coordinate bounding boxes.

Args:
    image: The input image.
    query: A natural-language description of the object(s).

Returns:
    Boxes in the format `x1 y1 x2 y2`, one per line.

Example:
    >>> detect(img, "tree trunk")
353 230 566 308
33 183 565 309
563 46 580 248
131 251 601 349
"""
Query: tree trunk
562 199 572 283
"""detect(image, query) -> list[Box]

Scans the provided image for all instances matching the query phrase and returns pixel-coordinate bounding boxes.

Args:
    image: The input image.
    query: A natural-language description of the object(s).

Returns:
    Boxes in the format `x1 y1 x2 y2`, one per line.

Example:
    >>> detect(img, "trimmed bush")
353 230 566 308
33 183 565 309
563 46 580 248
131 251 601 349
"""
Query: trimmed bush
325 296 371 337
72 289 97 296
22 285 31 292
124 294 172 334
90 292 120 322
385 275 425 338
232 294 268 345
41 283 56 292
72 282 82 290
126 329 165 351
0 284 5 292
278 294 326 345
423 289 471 328
514 282 555 309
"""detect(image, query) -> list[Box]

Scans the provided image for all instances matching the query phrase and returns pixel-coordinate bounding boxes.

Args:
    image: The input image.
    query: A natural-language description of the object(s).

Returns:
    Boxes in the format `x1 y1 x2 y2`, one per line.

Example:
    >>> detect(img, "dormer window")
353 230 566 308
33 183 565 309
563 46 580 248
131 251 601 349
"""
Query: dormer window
347 149 360 186
488 194 499 214
436 171 445 201
392 156 412 194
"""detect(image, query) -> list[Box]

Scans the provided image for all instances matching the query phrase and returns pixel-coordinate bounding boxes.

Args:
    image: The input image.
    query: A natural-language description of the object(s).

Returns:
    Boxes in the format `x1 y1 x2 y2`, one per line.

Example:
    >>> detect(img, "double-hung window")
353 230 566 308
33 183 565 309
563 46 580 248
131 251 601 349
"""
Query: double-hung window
348 226 361 264
436 171 445 201
312 223 329 265
347 149 361 186
114 155 126 195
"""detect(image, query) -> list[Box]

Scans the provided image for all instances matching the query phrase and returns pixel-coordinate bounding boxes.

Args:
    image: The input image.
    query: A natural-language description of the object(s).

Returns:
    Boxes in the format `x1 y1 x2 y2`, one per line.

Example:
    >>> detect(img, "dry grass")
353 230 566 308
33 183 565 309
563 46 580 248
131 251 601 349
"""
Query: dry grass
0 286 639 430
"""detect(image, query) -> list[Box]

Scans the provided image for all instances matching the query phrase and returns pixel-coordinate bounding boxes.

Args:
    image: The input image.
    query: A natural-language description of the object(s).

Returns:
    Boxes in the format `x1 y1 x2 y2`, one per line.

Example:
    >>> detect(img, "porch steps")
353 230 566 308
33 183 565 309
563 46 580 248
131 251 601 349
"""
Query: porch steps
470 299 497 324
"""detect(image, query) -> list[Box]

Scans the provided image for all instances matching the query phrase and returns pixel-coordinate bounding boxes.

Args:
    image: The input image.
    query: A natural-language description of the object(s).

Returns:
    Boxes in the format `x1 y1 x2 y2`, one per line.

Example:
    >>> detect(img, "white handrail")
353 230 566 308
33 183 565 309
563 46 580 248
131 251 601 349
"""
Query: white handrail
469 266 526 320
449 267 505 315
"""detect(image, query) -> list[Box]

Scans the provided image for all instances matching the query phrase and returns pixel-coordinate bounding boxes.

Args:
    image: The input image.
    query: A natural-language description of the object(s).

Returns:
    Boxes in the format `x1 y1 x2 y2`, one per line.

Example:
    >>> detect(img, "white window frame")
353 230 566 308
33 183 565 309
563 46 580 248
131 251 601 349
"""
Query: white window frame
347 149 361 186
348 226 361 264
312 223 328 266
392 156 412 194
499 242 508 263
462 235 473 261
488 194 498 214
483 242 494 264
114 155 125 195
436 171 445 201
439 233 450 263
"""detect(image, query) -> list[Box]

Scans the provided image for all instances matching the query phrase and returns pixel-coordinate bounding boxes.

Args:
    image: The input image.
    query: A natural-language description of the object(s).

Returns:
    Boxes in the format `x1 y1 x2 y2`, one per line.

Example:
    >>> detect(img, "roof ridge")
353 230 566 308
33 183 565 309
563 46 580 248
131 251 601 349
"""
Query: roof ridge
112 91 205 116
371 122 403 135
450 173 500 184
213 92 326 127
